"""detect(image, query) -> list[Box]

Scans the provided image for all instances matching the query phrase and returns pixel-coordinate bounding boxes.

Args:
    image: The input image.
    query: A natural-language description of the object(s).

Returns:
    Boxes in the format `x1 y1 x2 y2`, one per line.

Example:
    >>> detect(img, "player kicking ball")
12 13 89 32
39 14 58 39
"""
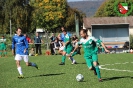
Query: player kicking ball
71 29 103 82
59 30 77 65
12 28 39 79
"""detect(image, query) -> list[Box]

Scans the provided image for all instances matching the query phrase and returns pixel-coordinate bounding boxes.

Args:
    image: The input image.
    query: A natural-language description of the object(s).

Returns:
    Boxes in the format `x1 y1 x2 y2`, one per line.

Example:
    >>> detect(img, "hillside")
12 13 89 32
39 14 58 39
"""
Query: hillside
68 0 105 17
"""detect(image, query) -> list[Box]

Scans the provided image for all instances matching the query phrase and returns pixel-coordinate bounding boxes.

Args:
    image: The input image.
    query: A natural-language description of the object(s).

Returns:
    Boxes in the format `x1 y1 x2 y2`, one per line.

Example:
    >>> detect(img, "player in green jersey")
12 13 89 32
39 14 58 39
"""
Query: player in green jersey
0 36 7 57
71 29 103 82
59 30 77 65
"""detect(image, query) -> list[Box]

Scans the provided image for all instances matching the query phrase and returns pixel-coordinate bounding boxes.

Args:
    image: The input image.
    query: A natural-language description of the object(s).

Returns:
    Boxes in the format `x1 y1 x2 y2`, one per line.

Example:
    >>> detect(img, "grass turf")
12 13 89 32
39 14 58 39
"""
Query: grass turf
1 53 133 88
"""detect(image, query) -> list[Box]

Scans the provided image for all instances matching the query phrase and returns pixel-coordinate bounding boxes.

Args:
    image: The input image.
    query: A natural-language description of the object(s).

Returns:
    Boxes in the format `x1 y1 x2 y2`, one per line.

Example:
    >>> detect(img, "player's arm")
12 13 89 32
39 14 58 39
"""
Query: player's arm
24 37 29 53
71 44 79 53
12 37 15 55
101 42 110 53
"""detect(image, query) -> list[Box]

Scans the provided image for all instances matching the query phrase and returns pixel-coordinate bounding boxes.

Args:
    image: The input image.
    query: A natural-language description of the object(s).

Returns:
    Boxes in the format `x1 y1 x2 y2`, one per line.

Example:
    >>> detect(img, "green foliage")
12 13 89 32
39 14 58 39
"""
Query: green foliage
0 0 35 33
31 0 67 30
1 53 133 88
95 0 133 17
0 0 85 33
130 34 133 49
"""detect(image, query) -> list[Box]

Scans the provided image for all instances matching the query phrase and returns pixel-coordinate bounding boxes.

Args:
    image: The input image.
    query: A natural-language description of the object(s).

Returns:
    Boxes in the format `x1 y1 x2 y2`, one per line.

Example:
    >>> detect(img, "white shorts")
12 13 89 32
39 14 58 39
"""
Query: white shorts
15 54 29 62
59 46 65 51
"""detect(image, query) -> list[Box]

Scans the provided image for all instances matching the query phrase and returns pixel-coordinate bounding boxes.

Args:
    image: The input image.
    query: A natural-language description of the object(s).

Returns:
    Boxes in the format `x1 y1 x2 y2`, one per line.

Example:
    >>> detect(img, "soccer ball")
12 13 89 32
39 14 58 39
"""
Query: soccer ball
76 74 84 82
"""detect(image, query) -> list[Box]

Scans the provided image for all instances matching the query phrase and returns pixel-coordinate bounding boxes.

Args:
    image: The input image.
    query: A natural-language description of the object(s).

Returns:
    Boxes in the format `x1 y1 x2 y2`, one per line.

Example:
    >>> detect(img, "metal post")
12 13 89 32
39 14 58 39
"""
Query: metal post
10 10 12 37
75 13 79 37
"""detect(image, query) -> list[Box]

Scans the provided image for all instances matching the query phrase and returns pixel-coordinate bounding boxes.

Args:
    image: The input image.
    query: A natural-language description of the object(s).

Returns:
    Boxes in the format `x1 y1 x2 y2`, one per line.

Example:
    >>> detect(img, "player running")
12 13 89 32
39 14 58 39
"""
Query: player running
71 29 103 82
12 28 39 78
59 30 77 65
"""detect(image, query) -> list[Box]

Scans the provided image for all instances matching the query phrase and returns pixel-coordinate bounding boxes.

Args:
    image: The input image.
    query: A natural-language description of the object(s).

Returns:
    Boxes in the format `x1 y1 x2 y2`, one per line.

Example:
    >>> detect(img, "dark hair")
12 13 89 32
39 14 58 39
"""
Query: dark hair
62 29 67 32
16 27 21 31
80 29 88 34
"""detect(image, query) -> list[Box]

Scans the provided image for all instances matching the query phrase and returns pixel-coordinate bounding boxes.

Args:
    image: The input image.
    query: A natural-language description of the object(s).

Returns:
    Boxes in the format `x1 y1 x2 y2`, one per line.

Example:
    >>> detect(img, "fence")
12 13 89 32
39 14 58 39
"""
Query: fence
1 32 77 51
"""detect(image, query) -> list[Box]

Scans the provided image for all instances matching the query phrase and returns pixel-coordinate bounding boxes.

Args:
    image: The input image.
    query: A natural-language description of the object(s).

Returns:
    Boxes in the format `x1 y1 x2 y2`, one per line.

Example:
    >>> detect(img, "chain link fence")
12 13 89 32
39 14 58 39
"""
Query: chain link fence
1 32 77 51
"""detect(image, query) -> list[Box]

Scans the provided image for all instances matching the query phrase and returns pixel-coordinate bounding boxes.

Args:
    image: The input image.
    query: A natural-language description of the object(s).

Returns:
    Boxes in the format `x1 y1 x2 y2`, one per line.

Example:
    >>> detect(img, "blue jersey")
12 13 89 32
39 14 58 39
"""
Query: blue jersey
12 35 29 55
60 32 71 42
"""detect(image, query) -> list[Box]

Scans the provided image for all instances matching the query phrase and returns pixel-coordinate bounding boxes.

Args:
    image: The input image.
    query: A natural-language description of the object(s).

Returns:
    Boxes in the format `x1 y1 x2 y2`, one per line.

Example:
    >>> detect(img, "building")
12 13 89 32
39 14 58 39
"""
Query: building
83 16 133 52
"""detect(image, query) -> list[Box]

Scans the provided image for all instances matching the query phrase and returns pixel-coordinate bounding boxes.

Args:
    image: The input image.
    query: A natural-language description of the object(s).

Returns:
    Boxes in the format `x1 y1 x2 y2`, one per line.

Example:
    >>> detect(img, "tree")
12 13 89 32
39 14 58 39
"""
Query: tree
64 6 85 31
31 0 67 30
94 0 133 17
0 0 34 34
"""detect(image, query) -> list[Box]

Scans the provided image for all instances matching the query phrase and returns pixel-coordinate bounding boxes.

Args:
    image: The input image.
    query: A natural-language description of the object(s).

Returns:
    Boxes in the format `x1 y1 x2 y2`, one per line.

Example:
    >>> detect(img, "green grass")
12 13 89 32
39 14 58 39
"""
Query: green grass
1 53 133 88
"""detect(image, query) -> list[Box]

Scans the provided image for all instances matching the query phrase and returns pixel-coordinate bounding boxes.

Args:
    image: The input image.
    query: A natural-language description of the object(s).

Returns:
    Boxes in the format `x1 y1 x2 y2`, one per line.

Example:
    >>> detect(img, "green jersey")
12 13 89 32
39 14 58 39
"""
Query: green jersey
64 33 72 48
96 39 102 48
78 36 98 57
0 39 6 47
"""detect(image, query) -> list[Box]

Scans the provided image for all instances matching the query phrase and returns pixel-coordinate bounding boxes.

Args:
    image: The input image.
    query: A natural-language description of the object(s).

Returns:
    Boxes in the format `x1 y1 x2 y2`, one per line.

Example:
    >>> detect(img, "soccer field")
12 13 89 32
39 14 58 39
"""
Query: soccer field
1 53 133 88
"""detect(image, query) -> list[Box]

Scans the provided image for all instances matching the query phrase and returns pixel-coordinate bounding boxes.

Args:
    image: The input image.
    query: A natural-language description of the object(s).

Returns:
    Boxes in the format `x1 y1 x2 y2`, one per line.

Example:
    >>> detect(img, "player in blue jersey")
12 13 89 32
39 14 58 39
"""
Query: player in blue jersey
12 28 39 78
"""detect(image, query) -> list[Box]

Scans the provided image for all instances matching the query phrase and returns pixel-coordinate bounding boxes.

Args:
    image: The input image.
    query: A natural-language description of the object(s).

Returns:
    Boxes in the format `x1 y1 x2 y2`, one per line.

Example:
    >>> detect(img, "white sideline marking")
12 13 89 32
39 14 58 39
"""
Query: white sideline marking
99 62 133 73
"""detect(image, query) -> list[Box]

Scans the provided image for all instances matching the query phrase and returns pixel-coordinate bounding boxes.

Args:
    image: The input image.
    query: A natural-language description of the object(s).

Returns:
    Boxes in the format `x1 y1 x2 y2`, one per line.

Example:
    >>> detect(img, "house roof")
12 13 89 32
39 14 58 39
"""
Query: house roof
83 16 133 28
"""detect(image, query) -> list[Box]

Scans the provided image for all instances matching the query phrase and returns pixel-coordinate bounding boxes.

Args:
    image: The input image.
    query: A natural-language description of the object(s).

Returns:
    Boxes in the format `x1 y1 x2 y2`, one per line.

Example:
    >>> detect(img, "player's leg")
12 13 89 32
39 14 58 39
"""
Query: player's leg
15 55 24 78
0 50 2 57
3 46 7 57
67 47 77 64
84 56 93 70
92 54 102 82
59 51 66 65
23 55 39 69
59 46 67 65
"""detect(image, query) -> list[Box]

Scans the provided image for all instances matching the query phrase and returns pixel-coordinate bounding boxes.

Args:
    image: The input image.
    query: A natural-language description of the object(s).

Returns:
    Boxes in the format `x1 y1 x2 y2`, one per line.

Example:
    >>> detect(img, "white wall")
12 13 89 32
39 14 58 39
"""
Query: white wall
129 27 133 35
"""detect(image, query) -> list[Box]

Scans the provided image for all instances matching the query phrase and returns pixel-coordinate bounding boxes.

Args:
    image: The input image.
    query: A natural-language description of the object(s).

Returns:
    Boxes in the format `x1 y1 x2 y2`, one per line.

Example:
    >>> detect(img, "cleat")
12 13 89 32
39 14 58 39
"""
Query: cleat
35 64 39 70
59 62 65 65
99 79 103 82
18 75 24 79
72 61 77 64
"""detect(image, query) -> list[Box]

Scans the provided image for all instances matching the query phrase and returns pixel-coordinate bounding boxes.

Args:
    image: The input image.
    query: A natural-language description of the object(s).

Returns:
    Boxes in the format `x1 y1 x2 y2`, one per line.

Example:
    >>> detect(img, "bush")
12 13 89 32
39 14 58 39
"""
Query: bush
130 34 133 49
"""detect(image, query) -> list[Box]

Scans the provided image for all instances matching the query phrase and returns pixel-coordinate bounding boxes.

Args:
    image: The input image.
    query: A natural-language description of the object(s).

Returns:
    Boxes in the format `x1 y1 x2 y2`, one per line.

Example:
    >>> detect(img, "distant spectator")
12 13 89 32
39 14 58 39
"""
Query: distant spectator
72 35 78 41
123 41 129 49
29 47 35 56
34 32 44 55
24 33 31 43
49 33 56 55
53 38 62 55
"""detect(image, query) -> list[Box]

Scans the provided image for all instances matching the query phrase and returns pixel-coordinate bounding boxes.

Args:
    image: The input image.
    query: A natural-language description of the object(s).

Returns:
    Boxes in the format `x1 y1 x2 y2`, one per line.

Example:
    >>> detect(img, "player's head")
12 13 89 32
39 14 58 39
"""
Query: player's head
1 36 4 39
36 32 39 37
63 30 67 35
61 26 65 31
80 29 88 39
16 27 22 36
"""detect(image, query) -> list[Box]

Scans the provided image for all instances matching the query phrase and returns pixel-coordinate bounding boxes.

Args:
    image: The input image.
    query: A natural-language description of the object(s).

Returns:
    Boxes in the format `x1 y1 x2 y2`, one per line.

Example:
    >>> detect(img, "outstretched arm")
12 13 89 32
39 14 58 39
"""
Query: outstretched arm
101 42 110 53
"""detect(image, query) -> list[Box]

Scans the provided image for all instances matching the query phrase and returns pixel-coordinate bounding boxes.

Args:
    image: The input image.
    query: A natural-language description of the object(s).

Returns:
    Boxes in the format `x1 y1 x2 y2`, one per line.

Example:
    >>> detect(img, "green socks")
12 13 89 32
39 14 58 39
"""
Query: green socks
62 55 66 63
95 66 101 79
4 51 7 56
0 52 2 56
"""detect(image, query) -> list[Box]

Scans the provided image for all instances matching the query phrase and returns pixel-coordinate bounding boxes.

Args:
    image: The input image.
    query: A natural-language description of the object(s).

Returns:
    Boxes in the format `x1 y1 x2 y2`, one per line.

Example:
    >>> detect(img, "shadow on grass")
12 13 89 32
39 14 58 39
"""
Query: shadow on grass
102 76 130 81
130 77 133 79
25 73 65 79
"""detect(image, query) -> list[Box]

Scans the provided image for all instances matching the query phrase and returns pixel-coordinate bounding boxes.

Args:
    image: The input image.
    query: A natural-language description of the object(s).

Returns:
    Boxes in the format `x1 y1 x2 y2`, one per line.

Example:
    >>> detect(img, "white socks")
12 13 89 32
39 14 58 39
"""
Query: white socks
17 67 23 75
